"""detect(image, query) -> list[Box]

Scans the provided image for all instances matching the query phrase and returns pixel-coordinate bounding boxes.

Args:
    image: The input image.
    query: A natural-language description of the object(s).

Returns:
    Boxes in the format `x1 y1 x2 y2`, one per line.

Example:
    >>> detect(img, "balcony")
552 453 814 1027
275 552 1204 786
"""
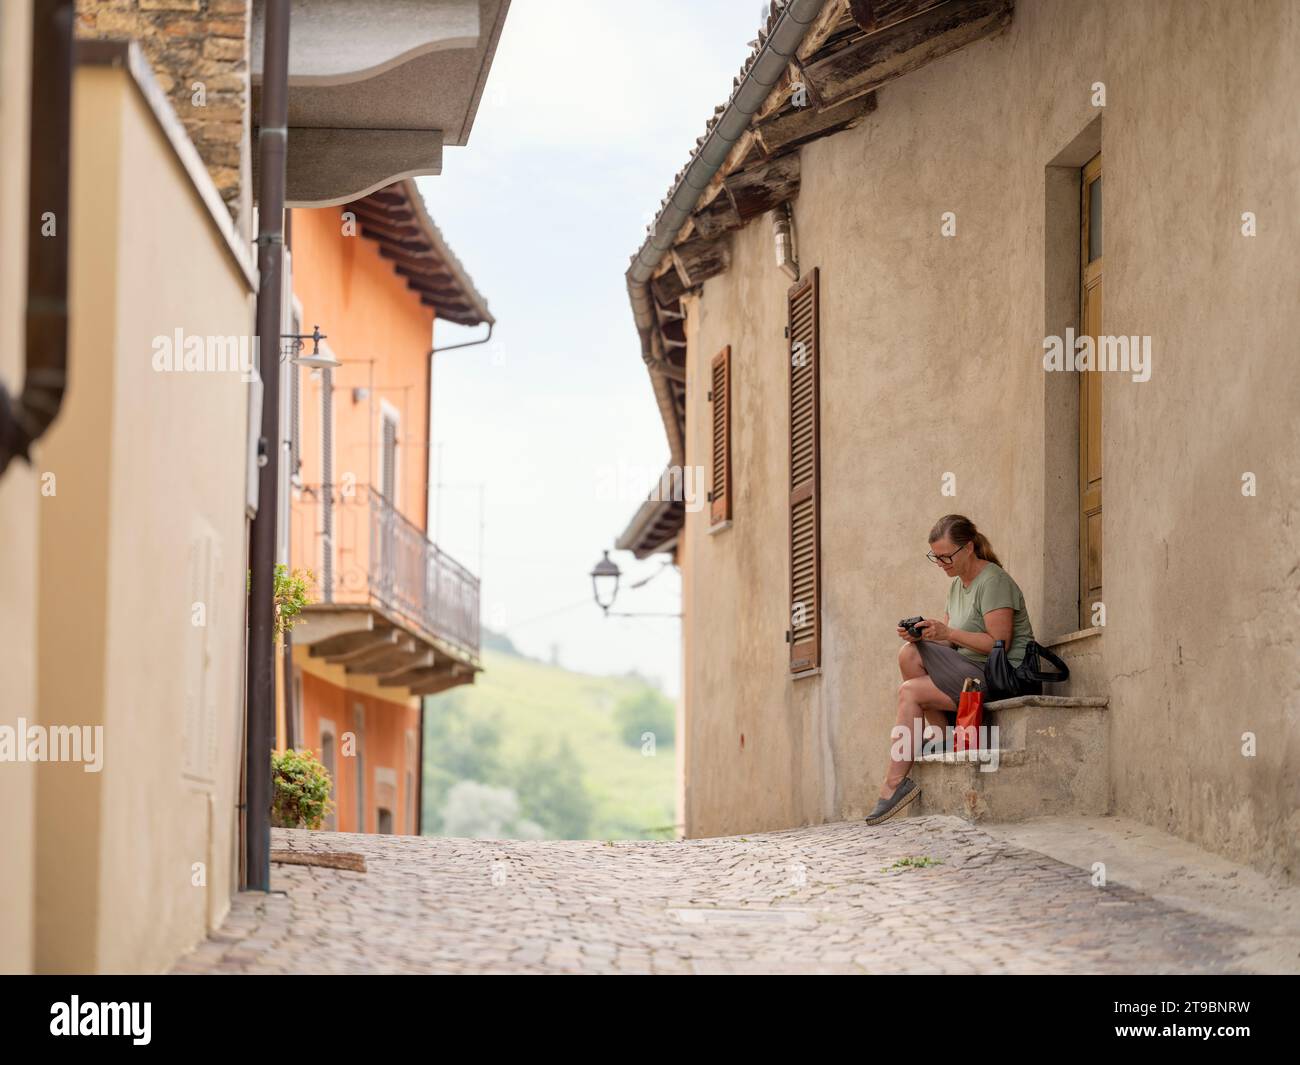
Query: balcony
290 484 480 696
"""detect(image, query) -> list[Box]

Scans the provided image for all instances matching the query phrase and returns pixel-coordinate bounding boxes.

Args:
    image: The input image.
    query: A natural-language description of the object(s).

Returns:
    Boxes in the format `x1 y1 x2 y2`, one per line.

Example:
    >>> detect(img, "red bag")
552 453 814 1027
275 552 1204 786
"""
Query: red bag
954 677 984 752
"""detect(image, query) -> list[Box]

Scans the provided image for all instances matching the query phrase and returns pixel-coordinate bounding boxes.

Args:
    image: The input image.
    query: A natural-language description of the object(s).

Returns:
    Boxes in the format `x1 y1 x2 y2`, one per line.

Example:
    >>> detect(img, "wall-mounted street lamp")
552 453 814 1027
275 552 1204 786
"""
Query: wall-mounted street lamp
281 324 339 369
591 550 621 613
589 549 681 618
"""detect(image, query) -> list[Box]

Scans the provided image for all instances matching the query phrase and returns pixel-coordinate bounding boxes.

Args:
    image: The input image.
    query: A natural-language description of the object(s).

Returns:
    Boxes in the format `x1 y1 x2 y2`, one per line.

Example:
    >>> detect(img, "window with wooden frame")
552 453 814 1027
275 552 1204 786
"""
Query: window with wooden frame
787 268 820 673
405 727 418 835
319 718 337 831
292 668 303 755
1079 153 1103 628
353 702 366 832
379 401 400 504
708 345 732 525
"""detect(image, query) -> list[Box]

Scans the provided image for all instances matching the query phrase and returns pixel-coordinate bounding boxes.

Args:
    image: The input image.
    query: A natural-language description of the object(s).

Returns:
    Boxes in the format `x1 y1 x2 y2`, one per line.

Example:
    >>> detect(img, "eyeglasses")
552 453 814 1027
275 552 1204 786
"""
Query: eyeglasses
926 542 969 565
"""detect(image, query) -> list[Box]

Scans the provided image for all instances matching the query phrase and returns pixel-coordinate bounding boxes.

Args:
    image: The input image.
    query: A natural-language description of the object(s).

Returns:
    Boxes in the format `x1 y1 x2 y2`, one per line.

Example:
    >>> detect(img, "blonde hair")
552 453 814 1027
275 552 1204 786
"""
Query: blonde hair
928 514 1002 567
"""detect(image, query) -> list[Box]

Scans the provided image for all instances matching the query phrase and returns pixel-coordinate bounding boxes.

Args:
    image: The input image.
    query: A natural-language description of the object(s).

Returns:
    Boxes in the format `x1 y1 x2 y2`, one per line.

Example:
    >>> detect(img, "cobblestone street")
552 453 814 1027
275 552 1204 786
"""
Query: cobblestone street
167 815 1282 975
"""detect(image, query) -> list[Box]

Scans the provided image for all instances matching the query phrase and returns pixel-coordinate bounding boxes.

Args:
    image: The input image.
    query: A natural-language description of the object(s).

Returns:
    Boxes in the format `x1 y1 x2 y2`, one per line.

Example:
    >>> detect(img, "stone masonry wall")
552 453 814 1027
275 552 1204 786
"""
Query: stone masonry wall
75 1 251 226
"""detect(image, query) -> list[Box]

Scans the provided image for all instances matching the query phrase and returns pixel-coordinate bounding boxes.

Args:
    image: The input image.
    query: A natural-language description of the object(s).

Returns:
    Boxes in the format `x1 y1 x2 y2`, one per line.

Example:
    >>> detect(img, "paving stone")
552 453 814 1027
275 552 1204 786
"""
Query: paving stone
167 819 1257 975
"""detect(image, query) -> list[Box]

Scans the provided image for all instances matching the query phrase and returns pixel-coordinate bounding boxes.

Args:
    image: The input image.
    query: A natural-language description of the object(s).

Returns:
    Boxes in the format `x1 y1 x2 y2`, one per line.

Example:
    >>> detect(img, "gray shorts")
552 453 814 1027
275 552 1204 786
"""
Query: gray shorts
916 640 986 711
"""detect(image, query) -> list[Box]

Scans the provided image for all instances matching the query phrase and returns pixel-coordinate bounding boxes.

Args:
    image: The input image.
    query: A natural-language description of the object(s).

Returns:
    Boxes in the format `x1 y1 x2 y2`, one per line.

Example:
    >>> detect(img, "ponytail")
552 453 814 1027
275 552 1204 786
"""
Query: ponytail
928 514 1002 567
971 531 1001 567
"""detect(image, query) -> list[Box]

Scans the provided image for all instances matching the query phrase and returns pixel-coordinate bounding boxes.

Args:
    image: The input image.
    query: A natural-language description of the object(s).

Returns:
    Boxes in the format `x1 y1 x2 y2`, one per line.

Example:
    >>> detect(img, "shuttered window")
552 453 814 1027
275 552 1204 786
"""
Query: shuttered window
709 345 732 525
380 410 398 503
787 268 820 672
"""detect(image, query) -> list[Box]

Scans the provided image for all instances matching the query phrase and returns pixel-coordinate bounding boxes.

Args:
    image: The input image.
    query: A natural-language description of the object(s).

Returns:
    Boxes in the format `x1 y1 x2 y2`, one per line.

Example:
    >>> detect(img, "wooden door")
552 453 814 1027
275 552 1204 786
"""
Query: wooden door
1079 153 1103 627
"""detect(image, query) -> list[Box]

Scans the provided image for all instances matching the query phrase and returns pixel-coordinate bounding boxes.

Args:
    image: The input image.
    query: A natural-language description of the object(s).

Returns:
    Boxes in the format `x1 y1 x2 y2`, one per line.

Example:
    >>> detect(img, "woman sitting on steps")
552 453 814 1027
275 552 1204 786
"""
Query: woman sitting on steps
865 514 1038 826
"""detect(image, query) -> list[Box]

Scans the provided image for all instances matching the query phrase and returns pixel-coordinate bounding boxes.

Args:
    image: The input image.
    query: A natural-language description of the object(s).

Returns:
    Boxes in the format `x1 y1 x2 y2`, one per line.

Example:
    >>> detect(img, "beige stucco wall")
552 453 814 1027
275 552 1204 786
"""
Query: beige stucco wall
680 0 1300 880
0 0 37 975
35 63 254 972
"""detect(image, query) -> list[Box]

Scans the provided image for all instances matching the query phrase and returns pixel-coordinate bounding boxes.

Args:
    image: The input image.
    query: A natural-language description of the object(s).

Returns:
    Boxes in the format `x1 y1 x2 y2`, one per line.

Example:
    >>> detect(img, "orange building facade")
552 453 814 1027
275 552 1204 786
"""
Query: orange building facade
279 181 492 835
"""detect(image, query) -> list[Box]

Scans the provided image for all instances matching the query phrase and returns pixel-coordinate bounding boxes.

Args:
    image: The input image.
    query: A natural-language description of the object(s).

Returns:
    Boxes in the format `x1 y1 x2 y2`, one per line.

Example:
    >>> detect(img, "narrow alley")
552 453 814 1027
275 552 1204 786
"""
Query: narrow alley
171 817 1294 975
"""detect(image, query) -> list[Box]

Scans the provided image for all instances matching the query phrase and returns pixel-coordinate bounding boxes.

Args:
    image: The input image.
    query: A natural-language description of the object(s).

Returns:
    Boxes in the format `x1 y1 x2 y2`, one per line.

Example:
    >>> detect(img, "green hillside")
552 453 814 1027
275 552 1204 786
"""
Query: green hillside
420 640 677 841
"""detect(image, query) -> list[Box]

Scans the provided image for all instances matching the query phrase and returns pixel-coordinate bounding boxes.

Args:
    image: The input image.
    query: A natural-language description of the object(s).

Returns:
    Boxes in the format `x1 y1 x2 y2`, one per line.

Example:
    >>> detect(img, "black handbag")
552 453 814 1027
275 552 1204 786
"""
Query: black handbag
985 639 1069 700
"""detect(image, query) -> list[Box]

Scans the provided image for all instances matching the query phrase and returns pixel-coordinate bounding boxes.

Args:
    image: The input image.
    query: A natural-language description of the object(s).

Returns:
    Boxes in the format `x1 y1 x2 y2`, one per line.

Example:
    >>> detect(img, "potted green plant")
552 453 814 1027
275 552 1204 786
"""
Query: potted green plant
271 747 335 830
273 564 315 638
243 565 316 640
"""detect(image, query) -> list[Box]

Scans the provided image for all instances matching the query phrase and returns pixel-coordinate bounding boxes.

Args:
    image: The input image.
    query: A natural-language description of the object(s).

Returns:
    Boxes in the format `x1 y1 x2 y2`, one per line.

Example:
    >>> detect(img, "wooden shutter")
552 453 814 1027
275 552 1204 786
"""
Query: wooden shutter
788 268 820 672
709 345 732 525
380 412 398 502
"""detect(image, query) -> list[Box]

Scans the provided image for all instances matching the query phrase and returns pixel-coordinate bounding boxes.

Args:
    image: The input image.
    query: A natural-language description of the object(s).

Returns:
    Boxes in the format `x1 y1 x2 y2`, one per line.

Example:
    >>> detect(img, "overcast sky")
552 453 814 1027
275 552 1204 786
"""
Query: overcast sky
417 1 763 694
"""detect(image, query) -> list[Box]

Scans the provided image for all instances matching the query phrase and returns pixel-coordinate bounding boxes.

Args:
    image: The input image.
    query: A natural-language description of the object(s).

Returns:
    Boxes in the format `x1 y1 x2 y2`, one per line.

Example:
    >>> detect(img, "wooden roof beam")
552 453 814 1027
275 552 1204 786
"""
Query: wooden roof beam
754 90 878 157
803 0 1013 107
690 191 743 242
349 198 413 219
849 0 949 34
651 262 688 305
393 267 472 299
319 629 401 665
754 62 804 124
385 238 455 261
723 151 801 222
377 245 455 282
356 217 422 243
413 290 473 314
798 0 853 61
671 237 731 289
344 638 421 675
364 188 407 207
343 178 493 329
357 208 416 228
409 667 473 696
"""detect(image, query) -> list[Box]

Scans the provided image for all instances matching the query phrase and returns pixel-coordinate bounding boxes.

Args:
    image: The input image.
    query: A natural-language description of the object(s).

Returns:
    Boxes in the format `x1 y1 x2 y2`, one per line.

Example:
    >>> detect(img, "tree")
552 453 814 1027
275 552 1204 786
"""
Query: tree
439 781 516 838
422 692 504 833
514 737 594 840
613 688 675 749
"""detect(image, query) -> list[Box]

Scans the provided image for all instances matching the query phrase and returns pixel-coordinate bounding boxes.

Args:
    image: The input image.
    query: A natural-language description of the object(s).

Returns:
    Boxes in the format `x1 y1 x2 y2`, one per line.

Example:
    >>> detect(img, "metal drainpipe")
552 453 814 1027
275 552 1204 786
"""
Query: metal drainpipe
282 209 296 752
418 320 492 831
623 0 825 456
416 702 425 837
245 0 291 893
430 322 493 357
626 0 826 312
0 0 74 478
425 321 492 537
321 363 333 601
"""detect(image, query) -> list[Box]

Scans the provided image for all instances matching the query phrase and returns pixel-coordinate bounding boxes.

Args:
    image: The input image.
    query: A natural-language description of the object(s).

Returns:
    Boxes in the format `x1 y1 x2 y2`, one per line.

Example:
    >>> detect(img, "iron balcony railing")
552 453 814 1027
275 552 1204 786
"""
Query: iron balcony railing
290 484 480 659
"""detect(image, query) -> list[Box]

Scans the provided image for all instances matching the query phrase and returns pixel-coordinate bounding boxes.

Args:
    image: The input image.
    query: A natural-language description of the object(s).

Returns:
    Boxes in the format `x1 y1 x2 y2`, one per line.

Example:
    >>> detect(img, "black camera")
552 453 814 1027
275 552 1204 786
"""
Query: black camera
899 616 926 639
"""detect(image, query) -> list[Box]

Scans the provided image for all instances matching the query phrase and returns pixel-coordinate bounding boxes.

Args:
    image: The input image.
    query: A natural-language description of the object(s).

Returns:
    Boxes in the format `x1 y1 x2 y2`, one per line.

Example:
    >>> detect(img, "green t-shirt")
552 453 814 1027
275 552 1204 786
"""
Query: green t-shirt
945 562 1034 665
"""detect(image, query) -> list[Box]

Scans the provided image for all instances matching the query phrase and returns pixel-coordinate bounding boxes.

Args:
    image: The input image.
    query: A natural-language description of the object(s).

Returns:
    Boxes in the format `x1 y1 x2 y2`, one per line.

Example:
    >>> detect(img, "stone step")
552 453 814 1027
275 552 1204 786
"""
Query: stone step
982 694 1108 753
986 694 1109 710
918 747 1026 766
908 696 1109 823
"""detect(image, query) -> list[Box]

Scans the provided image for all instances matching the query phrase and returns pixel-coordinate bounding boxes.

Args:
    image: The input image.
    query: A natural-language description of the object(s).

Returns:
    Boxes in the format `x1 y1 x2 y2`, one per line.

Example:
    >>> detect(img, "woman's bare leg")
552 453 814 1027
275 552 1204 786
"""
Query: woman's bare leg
898 641 926 680
880 643 943 798
880 674 956 798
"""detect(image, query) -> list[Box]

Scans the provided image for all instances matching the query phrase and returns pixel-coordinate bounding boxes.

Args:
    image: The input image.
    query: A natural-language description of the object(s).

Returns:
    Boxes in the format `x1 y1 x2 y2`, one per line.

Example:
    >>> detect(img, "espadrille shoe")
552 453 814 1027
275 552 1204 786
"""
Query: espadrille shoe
864 777 919 825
